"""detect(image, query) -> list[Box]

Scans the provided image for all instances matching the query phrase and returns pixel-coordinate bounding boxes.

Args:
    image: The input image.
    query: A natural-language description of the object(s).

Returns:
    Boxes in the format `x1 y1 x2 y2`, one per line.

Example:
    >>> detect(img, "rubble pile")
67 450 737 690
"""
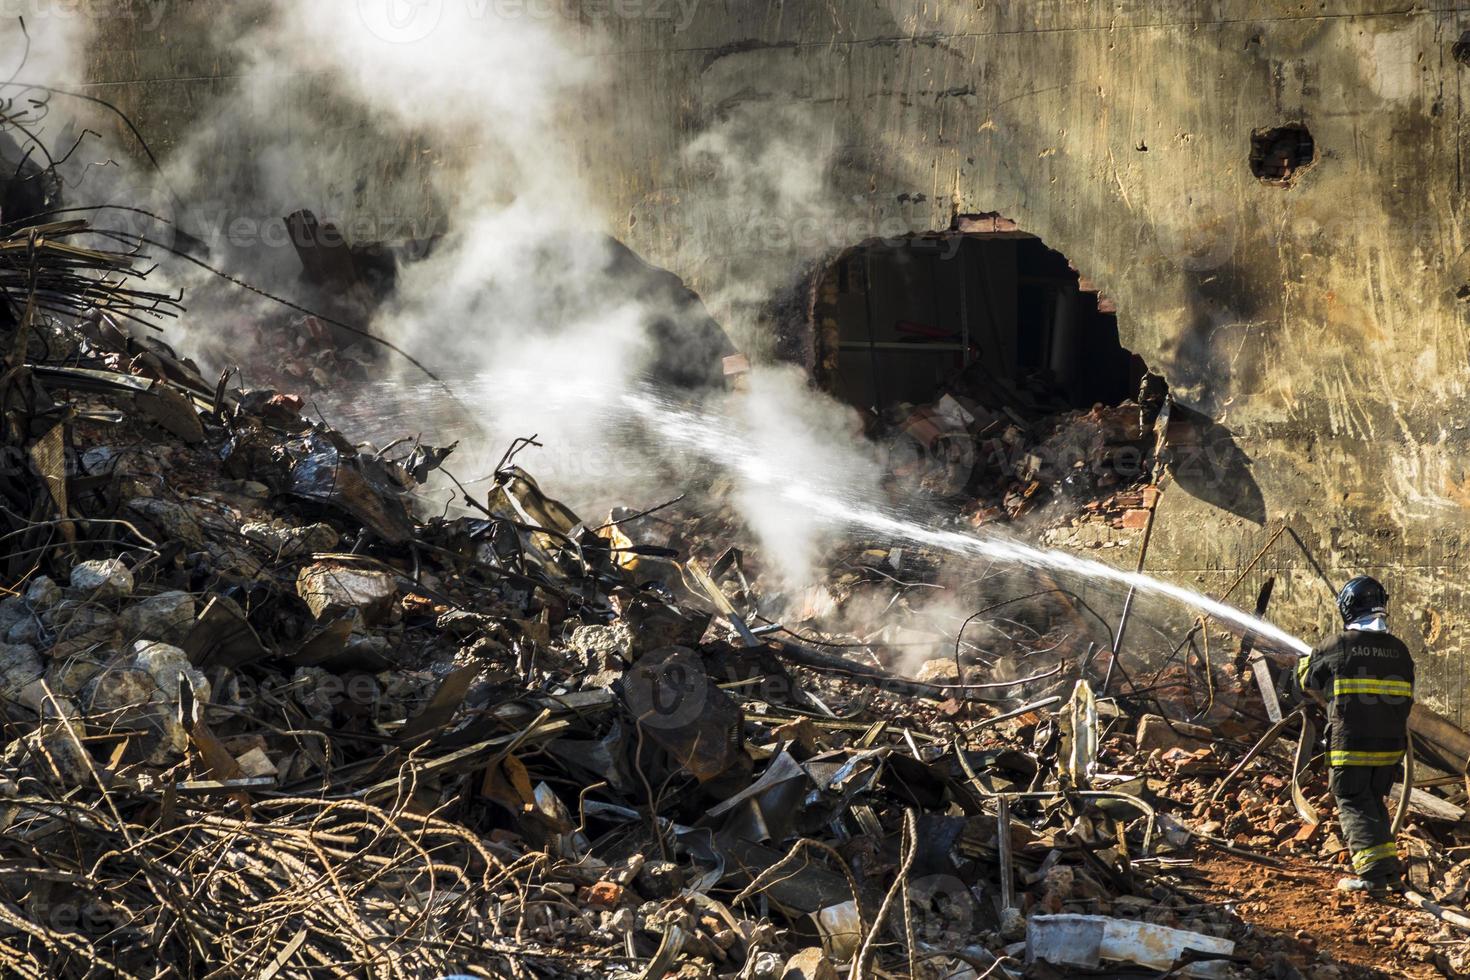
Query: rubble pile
1 225 1469 979
887 374 1166 533
261 313 381 390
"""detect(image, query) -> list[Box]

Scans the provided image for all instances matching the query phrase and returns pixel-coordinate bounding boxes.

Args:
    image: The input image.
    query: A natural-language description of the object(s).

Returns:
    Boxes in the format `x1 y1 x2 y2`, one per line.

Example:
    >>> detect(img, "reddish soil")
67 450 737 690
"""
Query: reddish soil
1187 853 1459 978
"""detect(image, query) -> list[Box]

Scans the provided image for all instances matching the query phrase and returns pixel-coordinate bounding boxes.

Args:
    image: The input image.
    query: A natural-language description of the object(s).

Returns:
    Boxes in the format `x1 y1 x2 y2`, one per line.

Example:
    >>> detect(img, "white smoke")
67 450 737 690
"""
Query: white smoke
223 1 881 586
679 103 845 325
0 6 1268 664
722 365 880 586
0 12 97 217
7 3 890 589
0 11 90 92
273 2 594 210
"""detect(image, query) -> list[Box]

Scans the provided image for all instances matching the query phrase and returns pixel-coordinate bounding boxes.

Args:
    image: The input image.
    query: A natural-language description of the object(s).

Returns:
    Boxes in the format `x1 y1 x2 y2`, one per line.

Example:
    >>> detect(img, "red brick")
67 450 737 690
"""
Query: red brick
578 881 623 909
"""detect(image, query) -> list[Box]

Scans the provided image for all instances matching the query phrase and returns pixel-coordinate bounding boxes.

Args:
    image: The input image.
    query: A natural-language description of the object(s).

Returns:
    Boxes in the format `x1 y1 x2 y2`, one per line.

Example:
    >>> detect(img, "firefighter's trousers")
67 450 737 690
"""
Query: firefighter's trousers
1330 763 1404 883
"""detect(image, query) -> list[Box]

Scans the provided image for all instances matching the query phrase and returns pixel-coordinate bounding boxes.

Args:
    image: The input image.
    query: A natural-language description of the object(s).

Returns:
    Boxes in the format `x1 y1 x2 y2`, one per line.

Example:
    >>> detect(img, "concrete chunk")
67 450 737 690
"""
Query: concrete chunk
570 623 634 663
781 948 838 980
914 658 960 686
235 747 278 778
1135 714 1213 753
120 591 197 644
297 562 398 624
1028 913 1234 976
43 602 118 642
241 521 339 557
81 666 187 764
45 650 110 698
83 668 160 716
69 560 134 601
23 576 61 609
0 643 42 698
5 611 41 647
132 640 211 704
3 716 89 787
124 497 205 548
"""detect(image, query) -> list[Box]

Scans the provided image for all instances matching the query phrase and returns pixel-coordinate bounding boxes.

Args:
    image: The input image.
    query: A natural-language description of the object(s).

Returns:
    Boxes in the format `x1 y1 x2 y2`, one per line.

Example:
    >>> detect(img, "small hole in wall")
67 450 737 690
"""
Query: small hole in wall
1454 31 1470 65
1250 124 1316 185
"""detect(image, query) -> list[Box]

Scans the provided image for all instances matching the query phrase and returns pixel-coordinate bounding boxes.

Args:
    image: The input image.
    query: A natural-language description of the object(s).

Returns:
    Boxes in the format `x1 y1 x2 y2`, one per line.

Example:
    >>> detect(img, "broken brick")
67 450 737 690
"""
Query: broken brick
578 881 623 909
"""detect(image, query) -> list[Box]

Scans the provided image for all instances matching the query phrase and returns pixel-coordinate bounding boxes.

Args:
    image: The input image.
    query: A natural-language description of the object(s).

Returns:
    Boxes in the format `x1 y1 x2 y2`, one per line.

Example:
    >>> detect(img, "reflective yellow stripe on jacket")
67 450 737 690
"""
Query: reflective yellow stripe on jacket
1331 678 1413 698
1351 841 1398 872
1328 749 1405 766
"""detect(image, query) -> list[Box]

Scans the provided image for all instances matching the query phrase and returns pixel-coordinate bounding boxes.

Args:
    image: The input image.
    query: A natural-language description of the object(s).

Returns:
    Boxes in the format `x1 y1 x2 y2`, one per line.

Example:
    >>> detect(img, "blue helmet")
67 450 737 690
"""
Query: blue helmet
1336 576 1387 624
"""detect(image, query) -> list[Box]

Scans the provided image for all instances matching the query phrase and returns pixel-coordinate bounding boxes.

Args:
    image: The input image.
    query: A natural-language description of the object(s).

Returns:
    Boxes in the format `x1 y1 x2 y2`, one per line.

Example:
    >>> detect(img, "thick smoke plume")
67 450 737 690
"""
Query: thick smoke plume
239 2 889 588
10 4 886 589
0 10 1281 675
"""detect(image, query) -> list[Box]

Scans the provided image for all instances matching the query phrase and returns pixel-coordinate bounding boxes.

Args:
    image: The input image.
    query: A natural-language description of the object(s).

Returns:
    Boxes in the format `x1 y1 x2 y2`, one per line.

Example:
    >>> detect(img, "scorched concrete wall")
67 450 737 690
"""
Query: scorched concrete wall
79 1 1470 724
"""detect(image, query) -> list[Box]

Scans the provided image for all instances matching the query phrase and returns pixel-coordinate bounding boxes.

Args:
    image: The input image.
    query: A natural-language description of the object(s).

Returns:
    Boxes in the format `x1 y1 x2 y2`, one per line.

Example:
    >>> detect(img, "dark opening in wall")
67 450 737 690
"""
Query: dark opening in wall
811 221 1147 417
1250 124 1316 185
808 216 1169 517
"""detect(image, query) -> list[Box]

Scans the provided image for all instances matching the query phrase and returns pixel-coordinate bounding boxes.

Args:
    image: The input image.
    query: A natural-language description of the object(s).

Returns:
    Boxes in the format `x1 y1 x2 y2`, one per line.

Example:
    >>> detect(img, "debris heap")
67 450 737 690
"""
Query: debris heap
886 368 1169 536
1 221 1470 980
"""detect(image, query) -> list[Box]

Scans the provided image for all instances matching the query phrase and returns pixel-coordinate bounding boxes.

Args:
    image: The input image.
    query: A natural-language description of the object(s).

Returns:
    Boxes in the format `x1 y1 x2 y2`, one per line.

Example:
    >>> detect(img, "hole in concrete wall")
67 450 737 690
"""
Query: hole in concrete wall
812 225 1149 417
1250 124 1316 185
809 219 1168 515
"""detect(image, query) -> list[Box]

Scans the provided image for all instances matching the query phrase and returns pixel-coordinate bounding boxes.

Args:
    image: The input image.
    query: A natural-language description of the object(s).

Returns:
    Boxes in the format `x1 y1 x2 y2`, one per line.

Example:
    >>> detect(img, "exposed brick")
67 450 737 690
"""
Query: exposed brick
578 881 624 909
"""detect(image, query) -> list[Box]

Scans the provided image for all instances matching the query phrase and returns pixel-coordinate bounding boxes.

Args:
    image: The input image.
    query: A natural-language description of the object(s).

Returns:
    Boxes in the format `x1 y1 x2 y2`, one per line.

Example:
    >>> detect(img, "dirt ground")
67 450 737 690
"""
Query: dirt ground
1186 853 1462 978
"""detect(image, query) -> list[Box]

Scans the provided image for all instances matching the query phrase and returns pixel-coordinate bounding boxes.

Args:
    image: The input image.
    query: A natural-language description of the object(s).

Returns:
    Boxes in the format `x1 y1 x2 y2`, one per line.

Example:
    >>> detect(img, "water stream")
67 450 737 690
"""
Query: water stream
328 375 1313 658
621 388 1311 657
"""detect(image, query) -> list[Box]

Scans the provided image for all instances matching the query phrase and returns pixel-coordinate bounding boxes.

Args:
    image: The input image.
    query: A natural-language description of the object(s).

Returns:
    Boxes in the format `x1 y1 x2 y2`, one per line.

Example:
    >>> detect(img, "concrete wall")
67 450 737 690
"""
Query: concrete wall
81 2 1470 722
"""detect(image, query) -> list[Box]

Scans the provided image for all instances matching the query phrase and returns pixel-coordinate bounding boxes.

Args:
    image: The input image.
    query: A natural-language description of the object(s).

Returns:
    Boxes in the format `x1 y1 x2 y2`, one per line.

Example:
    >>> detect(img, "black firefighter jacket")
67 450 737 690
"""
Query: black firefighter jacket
1295 630 1414 767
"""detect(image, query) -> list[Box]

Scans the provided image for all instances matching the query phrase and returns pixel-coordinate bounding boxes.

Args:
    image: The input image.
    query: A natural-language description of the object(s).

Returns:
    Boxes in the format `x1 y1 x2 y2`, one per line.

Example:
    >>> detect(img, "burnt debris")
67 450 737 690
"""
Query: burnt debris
0 219 1466 978
0 101 1464 980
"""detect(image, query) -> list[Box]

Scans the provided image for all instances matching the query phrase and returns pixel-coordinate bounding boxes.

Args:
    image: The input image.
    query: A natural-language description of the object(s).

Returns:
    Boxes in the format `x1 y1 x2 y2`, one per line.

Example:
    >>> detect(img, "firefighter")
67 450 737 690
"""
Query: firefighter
1295 576 1414 894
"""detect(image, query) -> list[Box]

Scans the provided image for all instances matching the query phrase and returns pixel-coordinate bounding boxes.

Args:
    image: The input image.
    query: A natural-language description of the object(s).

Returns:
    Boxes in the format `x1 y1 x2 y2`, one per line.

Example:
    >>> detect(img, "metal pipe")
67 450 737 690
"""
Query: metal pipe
1105 398 1173 692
